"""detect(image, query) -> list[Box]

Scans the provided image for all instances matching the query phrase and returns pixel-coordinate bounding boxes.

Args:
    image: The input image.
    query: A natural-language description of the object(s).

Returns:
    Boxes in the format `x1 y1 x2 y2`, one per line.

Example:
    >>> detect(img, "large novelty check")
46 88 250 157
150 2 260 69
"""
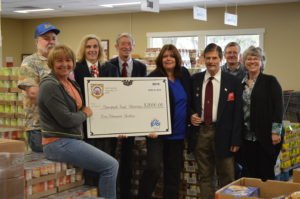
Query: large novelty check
84 77 171 138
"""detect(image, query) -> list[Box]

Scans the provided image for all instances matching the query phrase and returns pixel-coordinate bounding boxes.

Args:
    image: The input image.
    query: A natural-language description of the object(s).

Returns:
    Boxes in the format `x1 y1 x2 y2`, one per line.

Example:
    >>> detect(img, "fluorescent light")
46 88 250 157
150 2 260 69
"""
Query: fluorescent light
100 2 141 8
14 8 54 14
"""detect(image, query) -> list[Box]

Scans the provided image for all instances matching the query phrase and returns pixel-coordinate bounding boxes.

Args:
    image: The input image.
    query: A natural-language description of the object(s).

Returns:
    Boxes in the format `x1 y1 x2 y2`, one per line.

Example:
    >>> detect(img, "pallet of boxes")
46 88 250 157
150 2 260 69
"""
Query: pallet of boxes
24 152 87 199
130 139 147 198
129 138 165 199
180 146 201 199
130 139 201 199
0 138 26 199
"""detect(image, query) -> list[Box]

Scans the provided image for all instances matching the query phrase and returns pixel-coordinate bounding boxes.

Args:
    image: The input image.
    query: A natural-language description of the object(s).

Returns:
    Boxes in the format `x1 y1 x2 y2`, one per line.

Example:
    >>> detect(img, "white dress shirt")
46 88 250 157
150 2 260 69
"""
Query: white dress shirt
201 69 221 122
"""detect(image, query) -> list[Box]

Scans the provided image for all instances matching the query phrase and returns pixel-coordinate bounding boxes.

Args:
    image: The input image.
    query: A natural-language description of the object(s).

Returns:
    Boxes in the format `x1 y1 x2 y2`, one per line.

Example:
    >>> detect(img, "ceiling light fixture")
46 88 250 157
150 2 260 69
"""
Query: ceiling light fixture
14 8 54 14
100 2 141 8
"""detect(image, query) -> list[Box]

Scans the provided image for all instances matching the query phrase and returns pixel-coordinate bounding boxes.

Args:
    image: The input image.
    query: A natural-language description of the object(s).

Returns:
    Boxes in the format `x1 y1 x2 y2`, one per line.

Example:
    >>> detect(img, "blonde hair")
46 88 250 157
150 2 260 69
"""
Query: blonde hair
77 34 106 64
48 45 76 70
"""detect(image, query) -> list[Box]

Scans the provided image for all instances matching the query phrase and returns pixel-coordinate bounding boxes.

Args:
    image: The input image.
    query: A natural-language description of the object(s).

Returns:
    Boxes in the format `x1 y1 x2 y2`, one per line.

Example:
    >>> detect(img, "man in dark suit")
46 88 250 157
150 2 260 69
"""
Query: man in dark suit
109 33 147 78
109 33 147 199
190 43 243 199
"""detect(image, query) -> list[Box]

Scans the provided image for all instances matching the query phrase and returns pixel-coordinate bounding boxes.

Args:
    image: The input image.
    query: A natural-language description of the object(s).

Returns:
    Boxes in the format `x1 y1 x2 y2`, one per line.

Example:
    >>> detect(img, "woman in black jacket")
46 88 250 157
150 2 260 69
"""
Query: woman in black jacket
241 46 283 180
138 44 191 199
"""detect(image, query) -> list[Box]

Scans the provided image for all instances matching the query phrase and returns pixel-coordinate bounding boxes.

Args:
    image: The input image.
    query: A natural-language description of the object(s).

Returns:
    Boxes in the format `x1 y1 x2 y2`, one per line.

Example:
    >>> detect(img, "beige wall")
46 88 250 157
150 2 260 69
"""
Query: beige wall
0 3 1 64
2 18 23 67
2 2 300 90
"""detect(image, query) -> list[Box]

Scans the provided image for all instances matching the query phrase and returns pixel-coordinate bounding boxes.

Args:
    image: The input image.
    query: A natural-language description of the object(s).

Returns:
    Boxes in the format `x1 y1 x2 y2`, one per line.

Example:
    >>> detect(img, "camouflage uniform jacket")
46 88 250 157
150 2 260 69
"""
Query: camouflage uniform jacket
17 52 50 131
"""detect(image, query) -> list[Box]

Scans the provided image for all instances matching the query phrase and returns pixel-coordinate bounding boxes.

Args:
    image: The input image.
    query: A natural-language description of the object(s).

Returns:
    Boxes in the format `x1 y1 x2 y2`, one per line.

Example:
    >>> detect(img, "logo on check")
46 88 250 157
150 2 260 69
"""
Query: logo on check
151 119 161 129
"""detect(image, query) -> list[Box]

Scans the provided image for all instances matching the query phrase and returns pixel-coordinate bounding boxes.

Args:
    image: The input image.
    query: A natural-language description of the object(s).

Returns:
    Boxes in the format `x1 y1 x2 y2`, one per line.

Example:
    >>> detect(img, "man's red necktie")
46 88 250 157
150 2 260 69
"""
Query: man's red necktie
204 77 214 125
122 62 128 77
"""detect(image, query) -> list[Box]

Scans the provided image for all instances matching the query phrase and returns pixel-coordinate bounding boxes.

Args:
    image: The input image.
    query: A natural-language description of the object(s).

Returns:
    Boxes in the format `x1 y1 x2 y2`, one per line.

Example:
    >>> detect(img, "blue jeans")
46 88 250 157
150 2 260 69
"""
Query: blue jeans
27 130 43 152
43 138 118 199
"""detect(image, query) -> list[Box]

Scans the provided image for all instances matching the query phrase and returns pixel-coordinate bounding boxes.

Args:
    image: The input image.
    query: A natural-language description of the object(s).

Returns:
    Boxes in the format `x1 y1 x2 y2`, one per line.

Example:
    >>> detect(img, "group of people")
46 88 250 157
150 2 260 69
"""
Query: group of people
18 22 283 199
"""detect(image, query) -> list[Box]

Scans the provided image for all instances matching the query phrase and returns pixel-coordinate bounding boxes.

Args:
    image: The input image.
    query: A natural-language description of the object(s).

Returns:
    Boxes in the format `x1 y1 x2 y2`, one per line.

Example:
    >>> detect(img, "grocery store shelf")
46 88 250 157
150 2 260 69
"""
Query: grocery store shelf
0 127 23 133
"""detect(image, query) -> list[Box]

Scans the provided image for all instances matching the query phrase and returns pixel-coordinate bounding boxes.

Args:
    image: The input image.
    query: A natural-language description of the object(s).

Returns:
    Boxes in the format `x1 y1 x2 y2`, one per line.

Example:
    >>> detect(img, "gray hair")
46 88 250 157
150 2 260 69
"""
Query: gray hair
224 42 241 53
243 46 266 71
115 32 135 45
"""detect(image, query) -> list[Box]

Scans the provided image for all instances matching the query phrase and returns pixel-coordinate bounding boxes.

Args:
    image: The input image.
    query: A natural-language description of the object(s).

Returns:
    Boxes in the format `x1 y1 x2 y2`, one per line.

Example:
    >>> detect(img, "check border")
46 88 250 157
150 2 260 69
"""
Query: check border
84 77 172 138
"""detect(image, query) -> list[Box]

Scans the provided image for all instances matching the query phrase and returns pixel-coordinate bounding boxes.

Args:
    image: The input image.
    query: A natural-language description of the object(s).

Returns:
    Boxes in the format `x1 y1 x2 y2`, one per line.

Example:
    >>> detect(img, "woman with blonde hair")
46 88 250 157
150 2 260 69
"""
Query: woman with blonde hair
74 34 118 94
74 34 119 186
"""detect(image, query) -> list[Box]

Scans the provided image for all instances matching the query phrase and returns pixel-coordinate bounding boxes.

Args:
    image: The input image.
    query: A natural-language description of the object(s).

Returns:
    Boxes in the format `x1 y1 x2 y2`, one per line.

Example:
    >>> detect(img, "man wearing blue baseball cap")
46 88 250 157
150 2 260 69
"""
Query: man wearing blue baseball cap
18 22 60 152
34 22 60 38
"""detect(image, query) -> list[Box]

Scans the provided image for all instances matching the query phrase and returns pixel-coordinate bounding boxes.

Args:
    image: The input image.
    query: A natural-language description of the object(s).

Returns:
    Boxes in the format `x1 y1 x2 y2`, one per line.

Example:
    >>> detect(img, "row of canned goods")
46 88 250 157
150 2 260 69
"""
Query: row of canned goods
0 118 24 127
0 104 24 113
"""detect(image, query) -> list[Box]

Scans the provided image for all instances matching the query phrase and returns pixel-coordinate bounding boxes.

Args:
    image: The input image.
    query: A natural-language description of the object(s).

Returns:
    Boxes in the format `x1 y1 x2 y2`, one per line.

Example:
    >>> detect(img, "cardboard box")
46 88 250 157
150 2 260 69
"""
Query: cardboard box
57 179 85 192
26 173 57 186
0 152 24 167
0 138 26 153
0 164 24 179
0 76 10 80
293 168 300 183
26 189 57 199
9 88 22 93
215 177 300 199
0 175 24 199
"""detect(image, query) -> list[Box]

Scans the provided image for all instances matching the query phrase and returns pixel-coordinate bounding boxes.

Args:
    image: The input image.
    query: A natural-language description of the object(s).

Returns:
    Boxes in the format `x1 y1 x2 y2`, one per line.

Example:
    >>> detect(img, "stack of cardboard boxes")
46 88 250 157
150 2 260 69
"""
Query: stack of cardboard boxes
0 138 26 199
24 153 85 199
130 139 202 199
0 138 97 199
180 149 201 199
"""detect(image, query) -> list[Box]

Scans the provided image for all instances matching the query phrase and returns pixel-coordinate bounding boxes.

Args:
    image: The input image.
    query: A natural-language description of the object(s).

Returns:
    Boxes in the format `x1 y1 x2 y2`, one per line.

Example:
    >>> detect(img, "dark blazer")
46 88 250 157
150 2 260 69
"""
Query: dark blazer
246 73 283 162
190 70 243 158
109 57 147 77
74 60 119 102
148 67 192 133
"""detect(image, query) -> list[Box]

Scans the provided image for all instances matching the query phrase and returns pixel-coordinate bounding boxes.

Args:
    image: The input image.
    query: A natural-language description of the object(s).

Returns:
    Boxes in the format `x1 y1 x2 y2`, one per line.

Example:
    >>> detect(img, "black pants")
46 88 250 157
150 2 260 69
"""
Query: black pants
138 138 184 199
242 140 277 180
118 137 135 199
